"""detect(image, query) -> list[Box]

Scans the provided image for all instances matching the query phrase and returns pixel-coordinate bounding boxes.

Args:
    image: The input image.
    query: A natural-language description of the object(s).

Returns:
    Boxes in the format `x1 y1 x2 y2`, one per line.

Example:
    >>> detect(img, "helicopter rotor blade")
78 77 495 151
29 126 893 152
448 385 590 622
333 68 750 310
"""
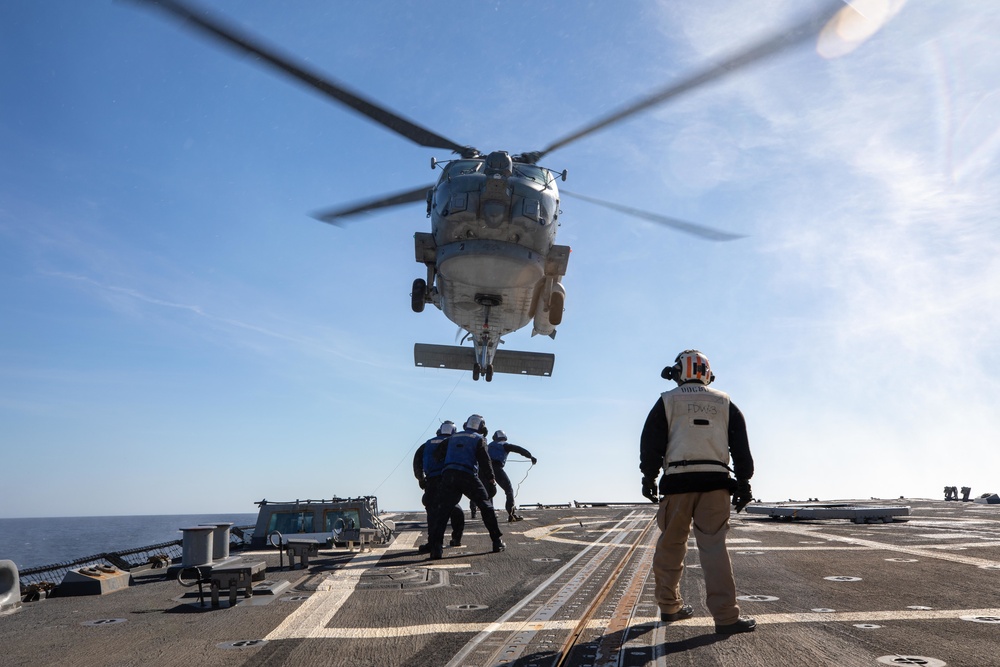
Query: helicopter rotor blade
312 184 433 226
561 190 744 242
526 1 844 163
130 0 471 154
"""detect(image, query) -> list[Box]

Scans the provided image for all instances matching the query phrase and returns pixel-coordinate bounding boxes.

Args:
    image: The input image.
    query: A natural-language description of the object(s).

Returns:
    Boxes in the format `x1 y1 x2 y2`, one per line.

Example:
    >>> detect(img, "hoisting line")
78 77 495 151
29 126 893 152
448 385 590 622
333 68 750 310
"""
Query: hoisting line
371 373 465 494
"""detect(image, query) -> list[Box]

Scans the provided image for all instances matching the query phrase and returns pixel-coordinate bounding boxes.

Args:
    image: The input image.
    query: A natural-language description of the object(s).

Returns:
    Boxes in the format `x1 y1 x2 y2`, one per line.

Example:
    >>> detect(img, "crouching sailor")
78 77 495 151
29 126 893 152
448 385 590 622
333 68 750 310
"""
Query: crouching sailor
485 429 537 522
413 421 464 553
428 414 505 559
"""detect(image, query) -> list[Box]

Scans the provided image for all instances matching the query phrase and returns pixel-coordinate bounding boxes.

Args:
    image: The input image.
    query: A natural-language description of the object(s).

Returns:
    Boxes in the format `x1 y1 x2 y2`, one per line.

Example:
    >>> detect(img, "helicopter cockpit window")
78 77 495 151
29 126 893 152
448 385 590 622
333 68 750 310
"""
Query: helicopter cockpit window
522 198 542 221
512 164 548 184
440 160 484 180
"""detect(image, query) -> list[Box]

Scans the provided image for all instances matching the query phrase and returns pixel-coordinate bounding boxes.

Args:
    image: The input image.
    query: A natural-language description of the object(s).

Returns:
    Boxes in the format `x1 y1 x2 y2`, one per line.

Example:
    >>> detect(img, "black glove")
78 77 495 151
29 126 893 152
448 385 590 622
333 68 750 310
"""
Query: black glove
641 477 659 503
732 480 753 513
418 478 426 490
530 457 537 465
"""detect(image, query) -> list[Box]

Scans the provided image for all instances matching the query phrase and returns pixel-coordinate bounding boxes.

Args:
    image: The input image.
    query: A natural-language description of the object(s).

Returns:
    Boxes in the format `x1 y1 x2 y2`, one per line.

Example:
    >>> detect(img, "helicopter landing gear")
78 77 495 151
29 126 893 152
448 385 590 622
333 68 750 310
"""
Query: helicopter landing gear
471 363 494 382
411 278 426 313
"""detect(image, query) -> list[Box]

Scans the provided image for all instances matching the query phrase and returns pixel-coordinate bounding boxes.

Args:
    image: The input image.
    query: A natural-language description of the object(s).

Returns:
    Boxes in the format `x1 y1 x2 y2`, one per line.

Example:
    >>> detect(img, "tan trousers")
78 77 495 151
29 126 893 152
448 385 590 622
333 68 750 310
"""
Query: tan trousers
653 488 740 624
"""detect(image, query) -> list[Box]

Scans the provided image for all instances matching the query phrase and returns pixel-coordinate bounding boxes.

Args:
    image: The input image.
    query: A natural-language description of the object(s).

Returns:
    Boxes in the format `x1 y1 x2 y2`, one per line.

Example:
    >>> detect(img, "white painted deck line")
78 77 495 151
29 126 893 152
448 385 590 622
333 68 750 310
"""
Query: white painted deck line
289 607 1000 639
265 531 420 640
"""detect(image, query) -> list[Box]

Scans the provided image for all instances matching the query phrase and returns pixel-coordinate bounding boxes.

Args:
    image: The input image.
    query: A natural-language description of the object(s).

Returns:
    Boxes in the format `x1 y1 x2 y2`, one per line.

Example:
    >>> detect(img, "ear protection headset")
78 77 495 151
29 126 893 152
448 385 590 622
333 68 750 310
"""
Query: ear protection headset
661 349 716 385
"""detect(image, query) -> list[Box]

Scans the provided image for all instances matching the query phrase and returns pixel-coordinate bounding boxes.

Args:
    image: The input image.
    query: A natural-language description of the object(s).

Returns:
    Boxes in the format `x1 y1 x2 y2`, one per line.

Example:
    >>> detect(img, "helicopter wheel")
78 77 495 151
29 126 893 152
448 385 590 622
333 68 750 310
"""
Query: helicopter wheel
411 278 426 313
472 363 481 381
485 365 494 382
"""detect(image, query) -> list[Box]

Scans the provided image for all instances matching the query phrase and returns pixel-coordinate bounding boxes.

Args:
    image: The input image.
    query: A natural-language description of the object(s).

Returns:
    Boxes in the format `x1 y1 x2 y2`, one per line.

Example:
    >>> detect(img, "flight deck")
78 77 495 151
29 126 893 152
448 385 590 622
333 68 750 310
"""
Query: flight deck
2 498 999 666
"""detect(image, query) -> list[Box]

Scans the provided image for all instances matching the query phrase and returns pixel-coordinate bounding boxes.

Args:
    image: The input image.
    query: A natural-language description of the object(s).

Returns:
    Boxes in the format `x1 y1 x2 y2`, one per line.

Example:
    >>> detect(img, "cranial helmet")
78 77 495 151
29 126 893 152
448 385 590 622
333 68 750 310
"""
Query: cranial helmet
492 430 507 442
437 421 456 436
464 414 485 432
661 349 715 385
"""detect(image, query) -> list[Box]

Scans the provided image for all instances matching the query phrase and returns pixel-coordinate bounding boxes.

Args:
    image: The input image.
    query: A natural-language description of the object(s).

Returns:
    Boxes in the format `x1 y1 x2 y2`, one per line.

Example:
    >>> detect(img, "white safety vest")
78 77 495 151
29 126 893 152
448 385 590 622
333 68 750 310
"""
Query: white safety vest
660 383 731 475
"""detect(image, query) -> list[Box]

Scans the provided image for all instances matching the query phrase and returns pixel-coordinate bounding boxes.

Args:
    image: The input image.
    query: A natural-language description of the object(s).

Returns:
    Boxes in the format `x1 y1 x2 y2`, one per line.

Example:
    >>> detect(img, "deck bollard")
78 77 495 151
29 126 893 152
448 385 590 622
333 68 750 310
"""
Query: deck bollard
199 523 234 561
179 527 215 567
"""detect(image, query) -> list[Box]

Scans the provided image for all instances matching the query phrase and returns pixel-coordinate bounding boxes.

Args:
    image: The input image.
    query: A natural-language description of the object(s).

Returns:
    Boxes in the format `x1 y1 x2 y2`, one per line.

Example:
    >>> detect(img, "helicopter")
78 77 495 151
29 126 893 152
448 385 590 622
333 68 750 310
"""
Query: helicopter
131 0 862 382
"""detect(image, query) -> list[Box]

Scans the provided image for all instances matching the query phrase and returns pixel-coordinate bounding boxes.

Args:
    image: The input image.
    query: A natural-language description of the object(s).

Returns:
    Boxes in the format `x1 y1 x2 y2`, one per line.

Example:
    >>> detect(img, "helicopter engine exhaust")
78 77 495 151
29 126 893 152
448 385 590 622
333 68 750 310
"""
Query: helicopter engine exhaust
532 280 565 338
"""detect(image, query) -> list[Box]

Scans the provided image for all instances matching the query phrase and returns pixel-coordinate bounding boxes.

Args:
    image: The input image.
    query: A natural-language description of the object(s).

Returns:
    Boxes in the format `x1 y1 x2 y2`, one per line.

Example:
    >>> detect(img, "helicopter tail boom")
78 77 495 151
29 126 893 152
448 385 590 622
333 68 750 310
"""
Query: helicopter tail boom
414 344 554 378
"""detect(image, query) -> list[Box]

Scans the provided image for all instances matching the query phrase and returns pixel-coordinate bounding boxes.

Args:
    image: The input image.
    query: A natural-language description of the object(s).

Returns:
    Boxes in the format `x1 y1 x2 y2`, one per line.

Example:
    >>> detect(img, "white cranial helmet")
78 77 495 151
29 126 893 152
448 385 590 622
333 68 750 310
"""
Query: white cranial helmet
661 349 715 385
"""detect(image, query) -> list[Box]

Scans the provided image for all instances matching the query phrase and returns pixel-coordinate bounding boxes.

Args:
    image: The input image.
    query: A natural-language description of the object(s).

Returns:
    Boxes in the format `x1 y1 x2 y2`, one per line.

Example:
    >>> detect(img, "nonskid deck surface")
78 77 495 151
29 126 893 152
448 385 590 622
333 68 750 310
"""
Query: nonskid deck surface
2 499 999 666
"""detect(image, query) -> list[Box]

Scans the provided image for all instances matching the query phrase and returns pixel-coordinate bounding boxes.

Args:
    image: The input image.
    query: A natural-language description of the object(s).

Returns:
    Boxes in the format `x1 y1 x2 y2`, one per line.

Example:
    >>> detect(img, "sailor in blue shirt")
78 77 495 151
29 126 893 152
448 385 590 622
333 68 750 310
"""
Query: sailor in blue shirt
413 421 464 553
484 430 537 522
427 414 505 559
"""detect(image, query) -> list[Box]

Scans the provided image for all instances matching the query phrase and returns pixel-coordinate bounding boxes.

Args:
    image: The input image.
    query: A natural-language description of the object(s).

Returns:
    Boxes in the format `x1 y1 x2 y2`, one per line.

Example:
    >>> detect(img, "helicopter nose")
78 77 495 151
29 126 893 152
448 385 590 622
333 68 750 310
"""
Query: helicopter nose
483 200 506 227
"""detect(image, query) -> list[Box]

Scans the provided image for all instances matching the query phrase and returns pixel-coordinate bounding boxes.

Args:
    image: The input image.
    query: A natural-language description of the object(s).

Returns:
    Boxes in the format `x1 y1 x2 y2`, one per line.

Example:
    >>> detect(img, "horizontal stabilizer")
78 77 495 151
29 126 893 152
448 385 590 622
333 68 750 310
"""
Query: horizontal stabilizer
414 344 555 377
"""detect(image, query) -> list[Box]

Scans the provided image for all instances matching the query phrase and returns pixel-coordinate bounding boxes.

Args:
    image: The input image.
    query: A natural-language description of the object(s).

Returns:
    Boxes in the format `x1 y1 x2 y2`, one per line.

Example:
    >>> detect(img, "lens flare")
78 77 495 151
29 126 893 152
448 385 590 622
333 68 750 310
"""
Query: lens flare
817 0 907 59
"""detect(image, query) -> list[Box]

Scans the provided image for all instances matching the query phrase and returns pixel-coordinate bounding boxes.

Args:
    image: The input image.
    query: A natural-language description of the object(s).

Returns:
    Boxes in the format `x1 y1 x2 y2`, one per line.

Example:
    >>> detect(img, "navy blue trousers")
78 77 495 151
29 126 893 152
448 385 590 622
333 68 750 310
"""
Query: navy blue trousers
429 470 502 549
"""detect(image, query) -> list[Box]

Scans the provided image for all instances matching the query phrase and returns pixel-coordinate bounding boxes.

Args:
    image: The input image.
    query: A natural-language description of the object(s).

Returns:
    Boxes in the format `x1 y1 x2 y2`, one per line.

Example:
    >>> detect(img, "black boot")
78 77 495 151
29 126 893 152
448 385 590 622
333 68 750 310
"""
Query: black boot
715 617 756 634
660 605 693 622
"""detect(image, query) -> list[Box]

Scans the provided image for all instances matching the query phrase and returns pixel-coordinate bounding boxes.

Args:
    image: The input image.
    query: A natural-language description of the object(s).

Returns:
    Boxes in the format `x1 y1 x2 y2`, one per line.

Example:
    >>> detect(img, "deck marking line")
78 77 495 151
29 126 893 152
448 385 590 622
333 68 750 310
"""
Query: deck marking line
444 511 654 667
265 531 420 640
740 523 1000 568
301 607 1000 638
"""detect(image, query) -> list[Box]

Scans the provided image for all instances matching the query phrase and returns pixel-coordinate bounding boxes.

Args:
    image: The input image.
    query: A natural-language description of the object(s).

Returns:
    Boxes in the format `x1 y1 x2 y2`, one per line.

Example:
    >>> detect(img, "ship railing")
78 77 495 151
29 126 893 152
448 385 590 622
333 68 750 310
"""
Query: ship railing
15 525 254 595
365 497 395 544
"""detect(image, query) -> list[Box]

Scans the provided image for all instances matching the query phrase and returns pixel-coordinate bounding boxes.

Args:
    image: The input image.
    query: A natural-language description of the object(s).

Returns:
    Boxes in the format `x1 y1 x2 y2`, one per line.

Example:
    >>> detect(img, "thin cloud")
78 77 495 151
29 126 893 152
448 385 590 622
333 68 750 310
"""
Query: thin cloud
42 270 396 371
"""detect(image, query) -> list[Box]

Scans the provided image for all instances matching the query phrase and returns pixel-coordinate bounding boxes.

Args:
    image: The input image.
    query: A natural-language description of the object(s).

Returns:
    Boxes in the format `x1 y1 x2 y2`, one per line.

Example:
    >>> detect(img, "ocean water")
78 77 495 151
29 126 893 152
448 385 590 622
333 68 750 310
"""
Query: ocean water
0 513 257 570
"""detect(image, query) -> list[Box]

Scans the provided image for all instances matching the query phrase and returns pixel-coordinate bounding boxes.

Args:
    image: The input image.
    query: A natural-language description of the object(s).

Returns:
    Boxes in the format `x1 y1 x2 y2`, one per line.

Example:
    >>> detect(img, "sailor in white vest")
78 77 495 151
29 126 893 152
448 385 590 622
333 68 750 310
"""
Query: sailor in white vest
639 349 757 635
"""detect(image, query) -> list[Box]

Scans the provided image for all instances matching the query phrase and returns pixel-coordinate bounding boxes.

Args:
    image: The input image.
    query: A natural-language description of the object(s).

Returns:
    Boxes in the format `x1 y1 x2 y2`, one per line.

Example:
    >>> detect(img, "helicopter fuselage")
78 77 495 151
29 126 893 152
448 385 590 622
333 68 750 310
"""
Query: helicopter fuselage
129 0 804 382
413 151 569 379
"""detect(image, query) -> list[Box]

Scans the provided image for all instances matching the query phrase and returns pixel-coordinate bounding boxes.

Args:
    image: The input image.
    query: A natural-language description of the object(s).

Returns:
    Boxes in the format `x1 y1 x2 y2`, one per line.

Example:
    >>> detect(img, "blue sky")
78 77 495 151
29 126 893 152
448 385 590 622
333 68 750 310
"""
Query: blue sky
2 1 999 518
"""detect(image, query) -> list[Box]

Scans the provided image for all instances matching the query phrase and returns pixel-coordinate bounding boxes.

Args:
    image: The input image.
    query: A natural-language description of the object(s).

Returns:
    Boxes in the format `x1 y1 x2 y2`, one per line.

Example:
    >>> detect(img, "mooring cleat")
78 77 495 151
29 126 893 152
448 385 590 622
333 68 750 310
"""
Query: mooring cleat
715 617 757 634
660 604 694 622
